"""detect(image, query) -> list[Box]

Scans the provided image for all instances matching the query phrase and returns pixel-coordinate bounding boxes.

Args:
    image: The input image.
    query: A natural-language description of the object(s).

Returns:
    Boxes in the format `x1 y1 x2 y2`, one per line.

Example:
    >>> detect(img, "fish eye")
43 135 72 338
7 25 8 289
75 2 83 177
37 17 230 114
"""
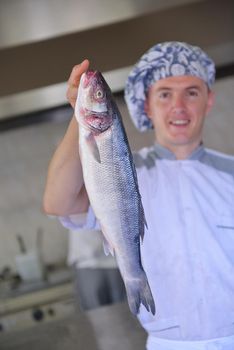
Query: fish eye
95 89 104 99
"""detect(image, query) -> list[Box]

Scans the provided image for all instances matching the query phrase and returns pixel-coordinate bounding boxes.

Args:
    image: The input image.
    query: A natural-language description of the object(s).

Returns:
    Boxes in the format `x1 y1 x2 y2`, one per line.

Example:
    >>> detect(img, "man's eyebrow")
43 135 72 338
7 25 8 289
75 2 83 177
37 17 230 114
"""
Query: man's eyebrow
155 85 202 91
154 87 172 92
185 85 201 90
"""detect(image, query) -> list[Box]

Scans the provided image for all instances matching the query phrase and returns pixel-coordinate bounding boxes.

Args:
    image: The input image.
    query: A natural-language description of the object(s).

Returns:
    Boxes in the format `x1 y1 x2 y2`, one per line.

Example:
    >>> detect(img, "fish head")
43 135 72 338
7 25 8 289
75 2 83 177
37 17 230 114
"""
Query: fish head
75 70 113 133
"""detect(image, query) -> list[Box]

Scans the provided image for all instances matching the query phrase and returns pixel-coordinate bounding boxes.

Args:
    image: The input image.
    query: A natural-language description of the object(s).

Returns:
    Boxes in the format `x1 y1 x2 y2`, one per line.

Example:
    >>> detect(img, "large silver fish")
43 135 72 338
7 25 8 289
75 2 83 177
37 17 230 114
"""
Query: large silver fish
75 70 155 315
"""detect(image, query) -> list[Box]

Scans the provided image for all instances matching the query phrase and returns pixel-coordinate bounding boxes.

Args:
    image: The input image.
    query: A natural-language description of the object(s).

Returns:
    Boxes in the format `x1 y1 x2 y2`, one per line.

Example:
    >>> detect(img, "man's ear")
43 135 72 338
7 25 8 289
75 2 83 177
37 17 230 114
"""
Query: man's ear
144 98 151 120
205 90 215 116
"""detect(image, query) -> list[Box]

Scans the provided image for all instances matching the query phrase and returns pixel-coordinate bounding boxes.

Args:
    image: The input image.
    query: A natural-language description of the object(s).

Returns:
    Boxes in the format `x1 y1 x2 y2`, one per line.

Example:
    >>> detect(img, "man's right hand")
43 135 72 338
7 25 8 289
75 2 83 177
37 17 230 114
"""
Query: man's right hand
66 59 90 109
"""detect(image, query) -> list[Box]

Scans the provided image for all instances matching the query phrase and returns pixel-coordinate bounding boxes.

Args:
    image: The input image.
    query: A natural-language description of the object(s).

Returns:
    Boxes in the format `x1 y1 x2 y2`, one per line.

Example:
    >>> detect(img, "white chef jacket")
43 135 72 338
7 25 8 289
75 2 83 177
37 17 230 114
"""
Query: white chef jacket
146 333 234 350
60 143 234 345
134 144 234 342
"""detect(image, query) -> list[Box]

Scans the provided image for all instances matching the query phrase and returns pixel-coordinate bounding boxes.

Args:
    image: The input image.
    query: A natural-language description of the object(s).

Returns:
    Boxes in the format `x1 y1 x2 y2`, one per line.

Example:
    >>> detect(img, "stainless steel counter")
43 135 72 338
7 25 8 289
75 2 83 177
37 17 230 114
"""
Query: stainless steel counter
0 302 147 350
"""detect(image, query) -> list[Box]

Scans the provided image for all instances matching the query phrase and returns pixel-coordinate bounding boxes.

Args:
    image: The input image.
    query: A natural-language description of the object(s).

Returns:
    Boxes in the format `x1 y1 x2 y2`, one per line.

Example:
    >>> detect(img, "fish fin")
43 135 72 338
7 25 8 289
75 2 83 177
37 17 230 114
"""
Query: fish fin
139 202 148 242
125 271 156 316
139 226 144 242
129 146 148 236
102 236 114 257
85 133 101 163
143 209 148 230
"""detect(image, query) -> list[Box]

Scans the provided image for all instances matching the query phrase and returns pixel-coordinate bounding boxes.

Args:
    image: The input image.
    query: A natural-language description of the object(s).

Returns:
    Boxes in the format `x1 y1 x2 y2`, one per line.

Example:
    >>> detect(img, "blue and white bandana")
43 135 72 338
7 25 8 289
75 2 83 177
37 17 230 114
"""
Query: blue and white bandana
124 41 216 131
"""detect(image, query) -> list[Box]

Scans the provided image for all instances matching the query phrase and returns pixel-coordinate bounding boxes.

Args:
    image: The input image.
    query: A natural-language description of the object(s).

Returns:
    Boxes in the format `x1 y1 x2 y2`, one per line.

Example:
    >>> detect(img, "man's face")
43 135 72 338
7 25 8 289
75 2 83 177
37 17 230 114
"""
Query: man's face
145 75 214 154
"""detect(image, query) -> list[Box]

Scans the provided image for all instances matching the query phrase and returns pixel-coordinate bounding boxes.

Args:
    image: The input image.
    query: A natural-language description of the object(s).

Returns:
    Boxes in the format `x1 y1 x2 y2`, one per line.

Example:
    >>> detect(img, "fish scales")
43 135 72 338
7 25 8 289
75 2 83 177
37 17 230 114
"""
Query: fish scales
81 114 140 272
81 124 138 261
75 70 155 315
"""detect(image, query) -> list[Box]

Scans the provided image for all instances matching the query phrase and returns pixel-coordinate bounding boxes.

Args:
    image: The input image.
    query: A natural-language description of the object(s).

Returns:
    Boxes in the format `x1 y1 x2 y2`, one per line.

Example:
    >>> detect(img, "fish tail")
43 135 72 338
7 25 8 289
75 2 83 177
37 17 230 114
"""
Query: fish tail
125 272 156 316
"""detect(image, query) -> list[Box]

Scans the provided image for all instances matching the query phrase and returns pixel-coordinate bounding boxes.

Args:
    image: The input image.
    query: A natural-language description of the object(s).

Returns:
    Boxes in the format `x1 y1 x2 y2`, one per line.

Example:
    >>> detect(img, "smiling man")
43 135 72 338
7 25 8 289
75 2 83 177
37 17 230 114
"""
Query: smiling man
123 42 234 350
43 42 234 350
145 75 214 159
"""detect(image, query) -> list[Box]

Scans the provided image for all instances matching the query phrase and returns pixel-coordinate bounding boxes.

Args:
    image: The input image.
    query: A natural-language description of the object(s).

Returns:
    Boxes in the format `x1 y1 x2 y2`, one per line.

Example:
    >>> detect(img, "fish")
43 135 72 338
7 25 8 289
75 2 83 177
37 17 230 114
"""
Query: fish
75 69 155 316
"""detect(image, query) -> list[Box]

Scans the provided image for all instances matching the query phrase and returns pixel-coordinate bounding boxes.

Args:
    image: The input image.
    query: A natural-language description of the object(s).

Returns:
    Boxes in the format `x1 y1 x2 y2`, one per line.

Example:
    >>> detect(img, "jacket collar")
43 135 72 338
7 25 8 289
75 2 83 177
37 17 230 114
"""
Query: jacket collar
154 143 205 160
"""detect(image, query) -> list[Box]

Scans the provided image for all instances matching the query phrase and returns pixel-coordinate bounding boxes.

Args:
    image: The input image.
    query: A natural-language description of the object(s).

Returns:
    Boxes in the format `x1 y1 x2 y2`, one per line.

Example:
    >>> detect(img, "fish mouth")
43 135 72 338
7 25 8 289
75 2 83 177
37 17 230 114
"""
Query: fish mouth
81 70 95 88
83 70 101 87
86 69 96 78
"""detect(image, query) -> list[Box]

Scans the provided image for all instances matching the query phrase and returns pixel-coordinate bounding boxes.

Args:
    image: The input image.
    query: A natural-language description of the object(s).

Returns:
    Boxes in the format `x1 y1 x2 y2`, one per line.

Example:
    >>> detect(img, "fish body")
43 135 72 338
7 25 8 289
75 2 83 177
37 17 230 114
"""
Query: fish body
75 70 155 315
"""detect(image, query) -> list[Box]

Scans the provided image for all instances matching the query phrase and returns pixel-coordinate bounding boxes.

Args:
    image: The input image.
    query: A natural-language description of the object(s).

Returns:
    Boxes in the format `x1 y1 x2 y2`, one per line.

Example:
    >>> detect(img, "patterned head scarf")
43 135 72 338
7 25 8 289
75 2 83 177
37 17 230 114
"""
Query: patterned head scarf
124 41 216 131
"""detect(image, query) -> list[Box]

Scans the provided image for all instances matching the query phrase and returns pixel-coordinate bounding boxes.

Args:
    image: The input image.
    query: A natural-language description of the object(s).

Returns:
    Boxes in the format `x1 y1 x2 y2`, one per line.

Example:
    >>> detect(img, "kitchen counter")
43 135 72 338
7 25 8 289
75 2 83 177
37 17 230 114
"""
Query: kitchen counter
0 302 147 350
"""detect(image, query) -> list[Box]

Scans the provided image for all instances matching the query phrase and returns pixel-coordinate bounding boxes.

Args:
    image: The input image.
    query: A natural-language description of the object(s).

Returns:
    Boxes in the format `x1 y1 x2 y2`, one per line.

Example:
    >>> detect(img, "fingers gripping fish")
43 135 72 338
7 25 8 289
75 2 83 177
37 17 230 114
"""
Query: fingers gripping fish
75 70 155 316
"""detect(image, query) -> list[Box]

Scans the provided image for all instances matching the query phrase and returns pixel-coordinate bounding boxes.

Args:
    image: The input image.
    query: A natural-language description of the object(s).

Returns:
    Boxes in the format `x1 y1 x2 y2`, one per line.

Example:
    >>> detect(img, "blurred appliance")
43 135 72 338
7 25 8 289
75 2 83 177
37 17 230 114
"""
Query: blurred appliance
0 269 75 334
15 229 45 283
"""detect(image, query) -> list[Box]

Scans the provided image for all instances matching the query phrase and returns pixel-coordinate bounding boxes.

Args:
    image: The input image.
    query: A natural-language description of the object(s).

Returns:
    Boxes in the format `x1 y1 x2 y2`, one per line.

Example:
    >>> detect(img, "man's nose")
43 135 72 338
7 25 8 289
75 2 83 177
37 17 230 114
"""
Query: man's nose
172 94 186 113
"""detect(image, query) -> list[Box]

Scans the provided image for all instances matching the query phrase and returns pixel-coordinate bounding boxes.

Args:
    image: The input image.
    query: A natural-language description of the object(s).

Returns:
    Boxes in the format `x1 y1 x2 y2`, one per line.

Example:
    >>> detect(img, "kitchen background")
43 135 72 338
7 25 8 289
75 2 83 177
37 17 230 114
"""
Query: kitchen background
0 0 233 349
0 77 234 272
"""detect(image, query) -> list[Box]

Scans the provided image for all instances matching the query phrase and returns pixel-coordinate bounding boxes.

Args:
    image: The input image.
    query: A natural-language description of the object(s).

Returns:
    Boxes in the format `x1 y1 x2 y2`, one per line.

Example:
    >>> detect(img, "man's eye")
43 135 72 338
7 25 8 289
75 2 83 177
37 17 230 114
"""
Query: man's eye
159 92 170 99
188 90 199 97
